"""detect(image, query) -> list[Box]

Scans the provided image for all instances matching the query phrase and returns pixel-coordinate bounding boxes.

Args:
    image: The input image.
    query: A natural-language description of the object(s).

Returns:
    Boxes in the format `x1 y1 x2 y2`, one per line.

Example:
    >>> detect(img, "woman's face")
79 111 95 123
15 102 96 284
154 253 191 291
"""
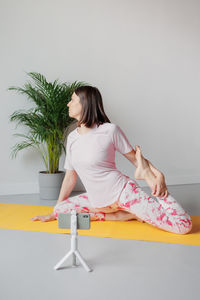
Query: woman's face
67 92 82 120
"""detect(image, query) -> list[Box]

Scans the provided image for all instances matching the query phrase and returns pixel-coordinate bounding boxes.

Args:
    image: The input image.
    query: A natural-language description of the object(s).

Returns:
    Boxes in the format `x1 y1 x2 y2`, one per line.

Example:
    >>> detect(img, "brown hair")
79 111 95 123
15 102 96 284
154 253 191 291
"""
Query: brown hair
74 85 111 128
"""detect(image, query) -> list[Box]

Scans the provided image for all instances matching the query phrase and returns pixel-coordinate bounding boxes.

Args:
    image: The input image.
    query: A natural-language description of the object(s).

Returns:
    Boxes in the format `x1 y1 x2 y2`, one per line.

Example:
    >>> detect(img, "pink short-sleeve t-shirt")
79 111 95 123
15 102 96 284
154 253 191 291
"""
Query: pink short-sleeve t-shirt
64 123 134 208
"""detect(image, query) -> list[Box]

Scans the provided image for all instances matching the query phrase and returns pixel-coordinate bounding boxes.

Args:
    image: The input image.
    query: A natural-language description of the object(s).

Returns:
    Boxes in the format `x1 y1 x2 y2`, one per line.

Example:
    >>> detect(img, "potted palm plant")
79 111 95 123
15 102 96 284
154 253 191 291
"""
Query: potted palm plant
8 72 86 200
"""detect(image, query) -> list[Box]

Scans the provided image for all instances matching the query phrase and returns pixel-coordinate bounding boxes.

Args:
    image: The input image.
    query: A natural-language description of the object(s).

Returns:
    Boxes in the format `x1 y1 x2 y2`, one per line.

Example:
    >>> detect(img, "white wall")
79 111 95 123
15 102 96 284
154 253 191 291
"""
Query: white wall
0 0 200 195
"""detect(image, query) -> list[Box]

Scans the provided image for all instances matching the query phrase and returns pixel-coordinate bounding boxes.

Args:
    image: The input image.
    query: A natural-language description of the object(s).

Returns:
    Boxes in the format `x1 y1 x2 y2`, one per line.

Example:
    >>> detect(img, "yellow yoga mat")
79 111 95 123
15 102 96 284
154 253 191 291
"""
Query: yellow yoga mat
0 203 200 246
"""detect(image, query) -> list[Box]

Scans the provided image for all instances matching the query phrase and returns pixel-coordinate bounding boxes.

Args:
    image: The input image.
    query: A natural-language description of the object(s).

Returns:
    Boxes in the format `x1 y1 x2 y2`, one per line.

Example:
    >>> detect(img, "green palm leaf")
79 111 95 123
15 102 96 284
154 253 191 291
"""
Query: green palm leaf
8 72 88 173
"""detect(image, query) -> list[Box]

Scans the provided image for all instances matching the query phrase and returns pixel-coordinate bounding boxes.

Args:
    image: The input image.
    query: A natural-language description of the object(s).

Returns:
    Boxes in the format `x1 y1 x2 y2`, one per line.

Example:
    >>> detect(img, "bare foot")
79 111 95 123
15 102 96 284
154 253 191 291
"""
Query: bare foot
134 145 151 180
30 213 56 222
106 211 144 222
116 211 138 221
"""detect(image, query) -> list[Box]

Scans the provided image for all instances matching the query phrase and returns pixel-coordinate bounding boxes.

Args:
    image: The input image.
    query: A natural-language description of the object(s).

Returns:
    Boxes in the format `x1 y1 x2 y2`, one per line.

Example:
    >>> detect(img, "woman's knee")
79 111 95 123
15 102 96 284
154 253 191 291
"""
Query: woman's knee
179 222 192 235
174 216 193 235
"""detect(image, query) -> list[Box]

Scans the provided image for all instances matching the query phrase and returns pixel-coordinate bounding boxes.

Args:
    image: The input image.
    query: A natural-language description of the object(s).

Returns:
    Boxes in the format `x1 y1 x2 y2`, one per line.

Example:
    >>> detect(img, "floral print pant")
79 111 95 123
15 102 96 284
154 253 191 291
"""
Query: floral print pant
53 177 192 234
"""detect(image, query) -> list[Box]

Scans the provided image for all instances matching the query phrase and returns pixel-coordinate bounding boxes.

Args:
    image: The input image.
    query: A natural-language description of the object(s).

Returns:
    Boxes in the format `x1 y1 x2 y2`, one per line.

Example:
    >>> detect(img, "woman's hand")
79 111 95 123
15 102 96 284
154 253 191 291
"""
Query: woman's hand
151 173 169 198
30 213 56 222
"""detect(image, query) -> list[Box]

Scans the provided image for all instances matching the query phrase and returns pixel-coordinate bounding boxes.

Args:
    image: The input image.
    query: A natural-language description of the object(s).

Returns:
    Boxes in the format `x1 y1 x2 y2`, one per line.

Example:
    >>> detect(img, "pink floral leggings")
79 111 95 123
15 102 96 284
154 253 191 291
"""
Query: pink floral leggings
53 177 192 235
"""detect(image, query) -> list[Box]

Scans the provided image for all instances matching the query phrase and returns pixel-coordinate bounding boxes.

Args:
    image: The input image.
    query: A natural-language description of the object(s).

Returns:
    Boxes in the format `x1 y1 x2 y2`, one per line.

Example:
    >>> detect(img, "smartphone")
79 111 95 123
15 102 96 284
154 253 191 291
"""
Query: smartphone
58 212 90 230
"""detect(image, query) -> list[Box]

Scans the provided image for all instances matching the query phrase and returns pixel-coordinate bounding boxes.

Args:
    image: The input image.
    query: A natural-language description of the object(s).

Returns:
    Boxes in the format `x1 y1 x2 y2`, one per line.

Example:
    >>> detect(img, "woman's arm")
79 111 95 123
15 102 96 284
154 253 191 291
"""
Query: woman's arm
31 171 77 222
56 170 77 205
123 147 168 197
123 149 163 178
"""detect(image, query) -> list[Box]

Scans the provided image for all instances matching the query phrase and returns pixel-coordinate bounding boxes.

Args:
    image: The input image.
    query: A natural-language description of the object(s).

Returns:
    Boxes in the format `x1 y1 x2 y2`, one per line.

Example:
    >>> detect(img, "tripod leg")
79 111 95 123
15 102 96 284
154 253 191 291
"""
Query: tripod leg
74 250 93 272
72 252 78 267
54 250 73 270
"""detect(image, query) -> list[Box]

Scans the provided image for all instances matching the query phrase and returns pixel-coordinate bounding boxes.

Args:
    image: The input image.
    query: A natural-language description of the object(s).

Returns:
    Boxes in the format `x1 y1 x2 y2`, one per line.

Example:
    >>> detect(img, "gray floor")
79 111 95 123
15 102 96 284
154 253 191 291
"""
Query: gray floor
0 184 200 300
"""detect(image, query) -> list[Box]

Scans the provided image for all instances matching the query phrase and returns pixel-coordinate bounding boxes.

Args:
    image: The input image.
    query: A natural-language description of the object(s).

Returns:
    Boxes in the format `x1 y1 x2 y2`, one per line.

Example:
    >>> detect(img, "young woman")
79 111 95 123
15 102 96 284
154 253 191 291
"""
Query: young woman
31 86 192 234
